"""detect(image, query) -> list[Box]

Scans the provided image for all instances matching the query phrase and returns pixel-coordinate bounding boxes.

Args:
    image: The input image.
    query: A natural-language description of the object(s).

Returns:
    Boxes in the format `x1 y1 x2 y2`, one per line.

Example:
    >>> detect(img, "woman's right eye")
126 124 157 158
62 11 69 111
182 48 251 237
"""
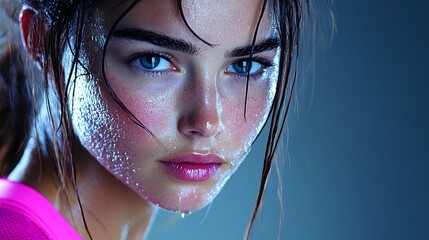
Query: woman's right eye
136 54 173 71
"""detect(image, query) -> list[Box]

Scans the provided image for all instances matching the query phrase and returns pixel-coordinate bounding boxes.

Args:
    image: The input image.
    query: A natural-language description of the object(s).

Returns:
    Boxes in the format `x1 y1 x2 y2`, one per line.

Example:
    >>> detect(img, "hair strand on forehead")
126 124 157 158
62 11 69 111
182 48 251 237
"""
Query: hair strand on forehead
177 0 216 47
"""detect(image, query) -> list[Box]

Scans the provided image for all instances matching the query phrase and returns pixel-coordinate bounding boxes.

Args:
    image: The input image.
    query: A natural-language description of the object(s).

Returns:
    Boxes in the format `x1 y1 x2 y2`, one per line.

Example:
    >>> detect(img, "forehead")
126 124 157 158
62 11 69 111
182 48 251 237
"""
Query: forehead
99 0 276 47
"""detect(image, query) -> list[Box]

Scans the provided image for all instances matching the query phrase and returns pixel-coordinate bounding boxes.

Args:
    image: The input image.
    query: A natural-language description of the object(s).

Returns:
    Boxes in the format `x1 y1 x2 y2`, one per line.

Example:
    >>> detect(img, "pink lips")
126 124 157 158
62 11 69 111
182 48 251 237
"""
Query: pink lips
160 153 224 182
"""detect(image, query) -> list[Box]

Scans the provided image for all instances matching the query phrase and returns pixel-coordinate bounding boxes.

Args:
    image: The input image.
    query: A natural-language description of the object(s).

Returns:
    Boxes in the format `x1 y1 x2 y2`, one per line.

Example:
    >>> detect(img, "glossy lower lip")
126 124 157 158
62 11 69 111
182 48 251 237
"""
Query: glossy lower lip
160 153 224 182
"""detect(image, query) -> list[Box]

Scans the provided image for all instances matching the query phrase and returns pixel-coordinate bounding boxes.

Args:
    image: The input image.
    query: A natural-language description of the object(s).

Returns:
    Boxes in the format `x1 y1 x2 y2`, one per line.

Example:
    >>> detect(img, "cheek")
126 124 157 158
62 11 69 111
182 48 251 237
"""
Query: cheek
117 91 169 133
70 73 158 187
220 67 278 152
222 83 275 160
70 76 127 163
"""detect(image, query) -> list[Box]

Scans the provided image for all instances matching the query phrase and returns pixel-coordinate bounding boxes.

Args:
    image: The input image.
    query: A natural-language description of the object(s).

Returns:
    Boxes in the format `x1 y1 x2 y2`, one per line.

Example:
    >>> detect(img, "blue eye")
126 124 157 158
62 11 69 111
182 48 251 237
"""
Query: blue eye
137 54 172 71
227 59 264 75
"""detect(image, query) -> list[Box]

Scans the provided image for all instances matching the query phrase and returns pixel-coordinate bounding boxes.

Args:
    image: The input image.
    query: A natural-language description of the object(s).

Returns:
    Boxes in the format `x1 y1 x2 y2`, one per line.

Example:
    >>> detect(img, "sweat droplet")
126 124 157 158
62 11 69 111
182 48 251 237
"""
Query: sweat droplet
180 212 192 218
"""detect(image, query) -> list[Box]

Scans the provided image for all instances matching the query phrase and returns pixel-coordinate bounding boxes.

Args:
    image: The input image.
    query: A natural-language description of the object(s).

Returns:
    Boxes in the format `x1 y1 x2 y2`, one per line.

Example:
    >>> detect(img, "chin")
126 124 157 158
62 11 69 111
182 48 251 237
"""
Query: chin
138 179 227 213
156 186 222 213
114 157 237 213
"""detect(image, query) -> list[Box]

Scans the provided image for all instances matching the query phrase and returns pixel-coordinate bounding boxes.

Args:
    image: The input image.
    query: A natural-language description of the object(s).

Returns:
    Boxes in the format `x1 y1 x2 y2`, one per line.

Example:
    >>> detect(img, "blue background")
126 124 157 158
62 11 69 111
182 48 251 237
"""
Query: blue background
150 1 429 239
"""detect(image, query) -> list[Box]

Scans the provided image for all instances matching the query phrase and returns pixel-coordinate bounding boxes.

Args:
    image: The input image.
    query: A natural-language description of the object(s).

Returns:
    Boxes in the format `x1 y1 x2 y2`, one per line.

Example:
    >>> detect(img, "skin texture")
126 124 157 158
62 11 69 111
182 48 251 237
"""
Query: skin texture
11 0 280 239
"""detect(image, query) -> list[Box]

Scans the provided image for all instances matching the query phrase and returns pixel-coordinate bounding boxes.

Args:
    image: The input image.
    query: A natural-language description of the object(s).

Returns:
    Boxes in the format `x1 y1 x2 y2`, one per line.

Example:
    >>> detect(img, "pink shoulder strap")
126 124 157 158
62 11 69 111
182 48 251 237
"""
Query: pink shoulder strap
0 179 81 239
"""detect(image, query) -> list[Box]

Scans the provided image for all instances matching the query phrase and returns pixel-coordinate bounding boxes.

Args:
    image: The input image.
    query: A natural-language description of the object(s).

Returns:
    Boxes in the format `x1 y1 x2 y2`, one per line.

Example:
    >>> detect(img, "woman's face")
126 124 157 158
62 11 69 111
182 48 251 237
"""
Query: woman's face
69 0 279 212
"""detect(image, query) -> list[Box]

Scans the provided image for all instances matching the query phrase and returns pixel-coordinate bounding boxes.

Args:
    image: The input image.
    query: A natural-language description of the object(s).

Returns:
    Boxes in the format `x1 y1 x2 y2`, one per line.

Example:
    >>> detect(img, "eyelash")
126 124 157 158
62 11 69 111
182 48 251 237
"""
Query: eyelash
127 52 274 79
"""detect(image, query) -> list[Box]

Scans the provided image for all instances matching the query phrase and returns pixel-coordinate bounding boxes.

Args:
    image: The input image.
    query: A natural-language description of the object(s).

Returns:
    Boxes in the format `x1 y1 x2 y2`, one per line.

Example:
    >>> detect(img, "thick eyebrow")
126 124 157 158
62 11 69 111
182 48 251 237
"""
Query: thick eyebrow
111 28 279 57
226 38 280 57
111 28 200 55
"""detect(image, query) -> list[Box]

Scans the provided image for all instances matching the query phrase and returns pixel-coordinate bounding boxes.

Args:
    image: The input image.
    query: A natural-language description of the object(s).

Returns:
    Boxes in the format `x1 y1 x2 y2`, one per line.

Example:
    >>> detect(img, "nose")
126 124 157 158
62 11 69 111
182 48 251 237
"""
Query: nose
178 78 224 139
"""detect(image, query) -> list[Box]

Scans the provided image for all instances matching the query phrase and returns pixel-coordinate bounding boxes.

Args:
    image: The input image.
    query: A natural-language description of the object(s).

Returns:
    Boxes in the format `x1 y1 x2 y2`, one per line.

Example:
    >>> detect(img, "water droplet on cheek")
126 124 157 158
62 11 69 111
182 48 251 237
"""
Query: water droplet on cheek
70 68 144 194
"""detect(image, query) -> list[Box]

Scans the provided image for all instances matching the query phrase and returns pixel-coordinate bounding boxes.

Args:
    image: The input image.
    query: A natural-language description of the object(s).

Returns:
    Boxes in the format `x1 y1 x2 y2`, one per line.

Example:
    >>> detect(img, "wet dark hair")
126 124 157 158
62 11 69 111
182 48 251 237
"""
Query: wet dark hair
0 0 332 239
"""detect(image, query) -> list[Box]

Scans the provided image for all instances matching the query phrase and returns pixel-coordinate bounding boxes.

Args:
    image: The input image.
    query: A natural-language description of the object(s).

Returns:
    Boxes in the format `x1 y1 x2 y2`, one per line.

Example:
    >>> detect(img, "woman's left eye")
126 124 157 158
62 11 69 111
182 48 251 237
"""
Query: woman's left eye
226 59 268 75
136 54 172 71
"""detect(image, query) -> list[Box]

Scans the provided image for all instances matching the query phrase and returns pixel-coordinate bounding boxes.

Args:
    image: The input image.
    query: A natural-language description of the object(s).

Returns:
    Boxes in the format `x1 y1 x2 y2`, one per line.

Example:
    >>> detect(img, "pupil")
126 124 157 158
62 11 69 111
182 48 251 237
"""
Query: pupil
140 55 160 69
234 60 252 73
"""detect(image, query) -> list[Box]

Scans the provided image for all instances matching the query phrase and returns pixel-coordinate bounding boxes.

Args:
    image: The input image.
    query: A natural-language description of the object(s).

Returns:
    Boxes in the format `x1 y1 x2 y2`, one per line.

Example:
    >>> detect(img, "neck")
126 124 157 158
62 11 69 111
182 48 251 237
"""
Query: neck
8 135 157 240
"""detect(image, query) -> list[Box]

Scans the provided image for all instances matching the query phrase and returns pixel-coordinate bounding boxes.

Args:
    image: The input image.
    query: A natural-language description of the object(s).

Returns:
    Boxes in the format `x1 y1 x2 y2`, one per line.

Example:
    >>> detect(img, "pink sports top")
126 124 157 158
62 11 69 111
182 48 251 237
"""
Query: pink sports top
0 178 81 239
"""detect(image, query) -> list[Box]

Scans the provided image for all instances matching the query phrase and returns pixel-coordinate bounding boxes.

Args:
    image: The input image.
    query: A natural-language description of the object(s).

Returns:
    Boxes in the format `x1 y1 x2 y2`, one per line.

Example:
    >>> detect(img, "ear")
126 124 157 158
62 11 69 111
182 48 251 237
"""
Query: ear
20 7 43 67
